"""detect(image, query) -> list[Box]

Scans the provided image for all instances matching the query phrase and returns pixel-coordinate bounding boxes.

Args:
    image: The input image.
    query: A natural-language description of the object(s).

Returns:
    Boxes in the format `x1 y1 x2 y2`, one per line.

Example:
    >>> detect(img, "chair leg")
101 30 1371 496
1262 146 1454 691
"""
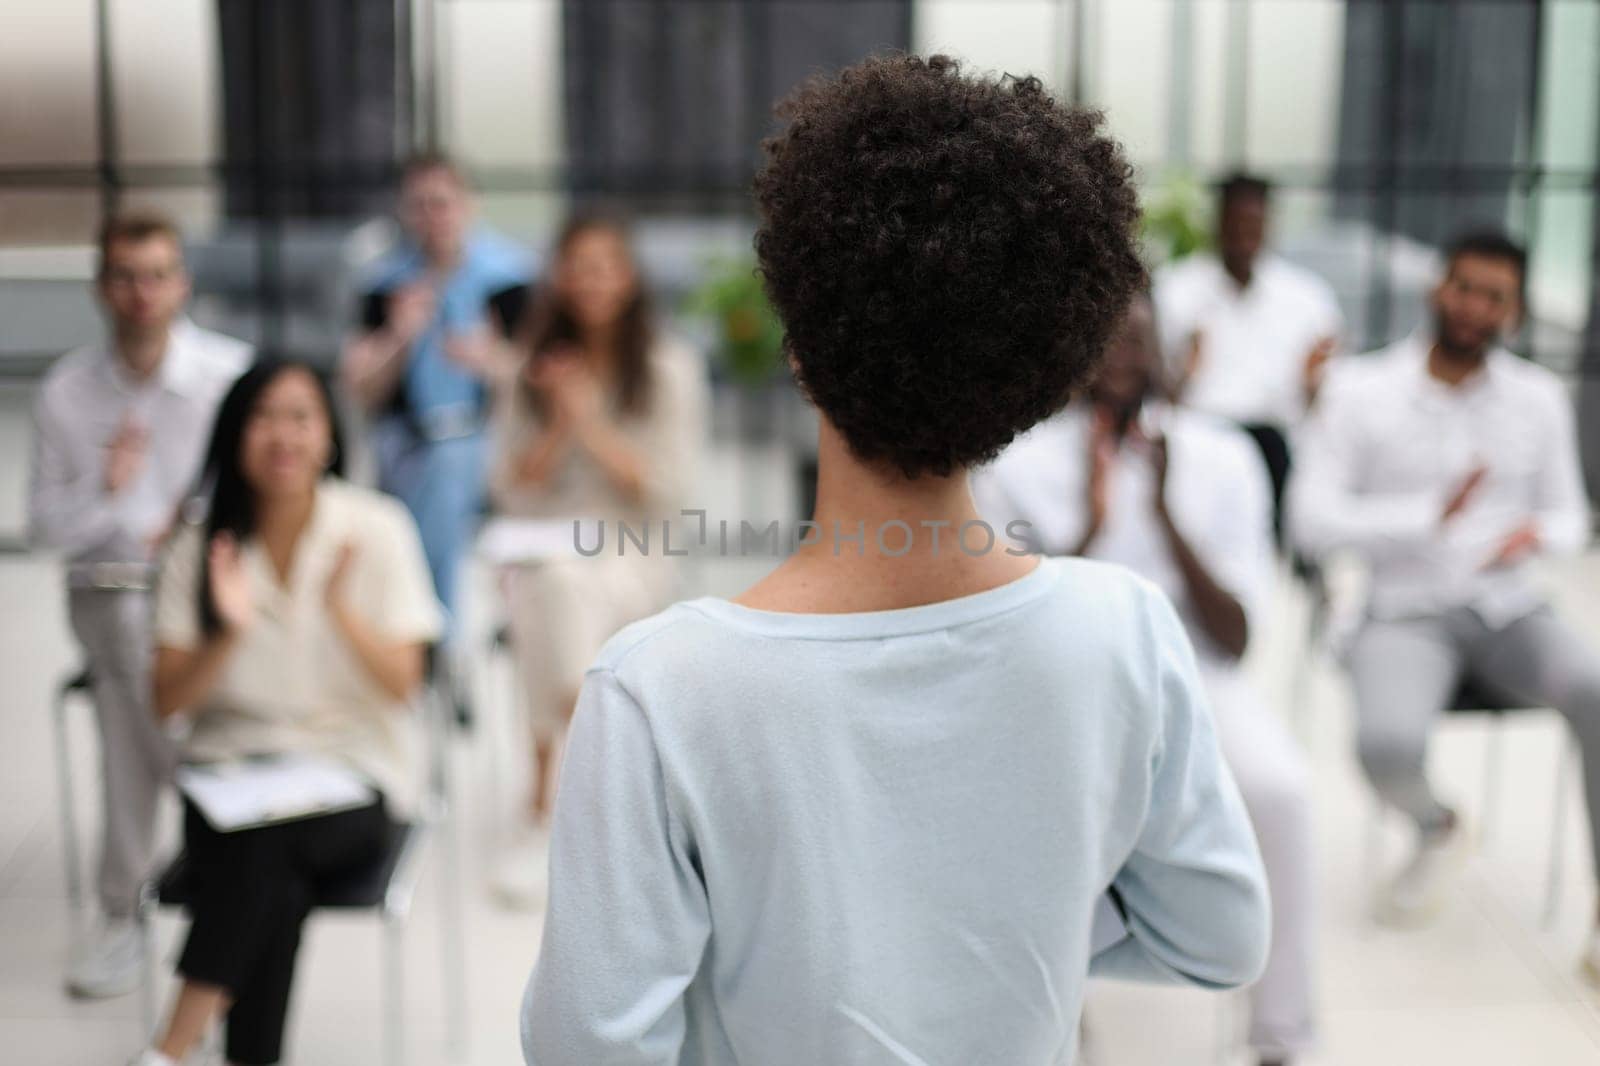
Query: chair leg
1290 578 1326 739
137 882 159 1040
1364 794 1385 898
1480 717 1507 849
382 912 406 1066
1543 730 1577 929
438 808 468 1060
427 677 469 1062
53 685 84 912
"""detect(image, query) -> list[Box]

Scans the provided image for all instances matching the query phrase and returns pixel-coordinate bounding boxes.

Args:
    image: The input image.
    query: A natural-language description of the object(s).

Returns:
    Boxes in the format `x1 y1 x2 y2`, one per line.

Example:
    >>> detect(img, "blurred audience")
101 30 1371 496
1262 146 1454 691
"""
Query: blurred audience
134 359 441 1066
975 296 1316 1066
26 212 251 999
1290 233 1600 970
21 106 1600 1066
1153 174 1342 540
487 213 707 909
341 153 531 645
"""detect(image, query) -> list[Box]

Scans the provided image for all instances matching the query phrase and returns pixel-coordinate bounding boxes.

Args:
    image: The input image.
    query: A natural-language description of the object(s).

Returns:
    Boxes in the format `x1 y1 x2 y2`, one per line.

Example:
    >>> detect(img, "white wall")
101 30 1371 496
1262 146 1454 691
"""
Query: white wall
910 0 1347 223
437 0 566 239
913 1 1064 91
0 0 219 243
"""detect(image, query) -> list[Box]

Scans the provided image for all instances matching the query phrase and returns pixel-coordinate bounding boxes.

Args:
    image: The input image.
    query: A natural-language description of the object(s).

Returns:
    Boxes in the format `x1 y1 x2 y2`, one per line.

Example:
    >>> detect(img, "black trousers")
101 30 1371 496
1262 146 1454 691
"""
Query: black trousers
1239 422 1293 550
177 796 391 1065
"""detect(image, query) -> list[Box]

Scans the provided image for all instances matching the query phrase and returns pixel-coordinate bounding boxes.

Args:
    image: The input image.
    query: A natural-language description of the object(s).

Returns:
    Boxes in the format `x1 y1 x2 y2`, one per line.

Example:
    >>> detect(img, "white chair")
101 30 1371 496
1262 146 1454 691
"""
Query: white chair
54 665 468 1064
1361 675 1580 928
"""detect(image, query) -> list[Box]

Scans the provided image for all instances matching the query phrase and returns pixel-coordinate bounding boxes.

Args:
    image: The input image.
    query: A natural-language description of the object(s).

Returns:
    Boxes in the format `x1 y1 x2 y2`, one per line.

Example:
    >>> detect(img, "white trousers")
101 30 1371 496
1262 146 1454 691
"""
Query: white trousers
1205 668 1317 1057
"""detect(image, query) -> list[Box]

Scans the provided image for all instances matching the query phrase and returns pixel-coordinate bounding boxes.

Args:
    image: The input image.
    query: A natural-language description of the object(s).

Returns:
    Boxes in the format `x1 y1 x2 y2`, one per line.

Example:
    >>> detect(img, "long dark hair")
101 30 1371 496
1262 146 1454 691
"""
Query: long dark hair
195 357 346 636
523 212 655 415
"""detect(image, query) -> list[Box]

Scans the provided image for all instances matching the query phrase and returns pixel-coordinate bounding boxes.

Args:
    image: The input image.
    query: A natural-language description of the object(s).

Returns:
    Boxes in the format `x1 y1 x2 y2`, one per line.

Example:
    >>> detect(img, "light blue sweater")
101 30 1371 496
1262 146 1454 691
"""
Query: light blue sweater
523 557 1270 1065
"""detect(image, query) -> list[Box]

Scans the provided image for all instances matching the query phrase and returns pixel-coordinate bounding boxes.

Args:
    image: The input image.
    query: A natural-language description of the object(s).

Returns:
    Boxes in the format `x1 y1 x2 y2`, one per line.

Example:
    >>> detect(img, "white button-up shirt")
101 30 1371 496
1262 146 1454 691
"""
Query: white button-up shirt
1153 253 1343 428
28 319 251 578
973 402 1275 673
1289 333 1591 628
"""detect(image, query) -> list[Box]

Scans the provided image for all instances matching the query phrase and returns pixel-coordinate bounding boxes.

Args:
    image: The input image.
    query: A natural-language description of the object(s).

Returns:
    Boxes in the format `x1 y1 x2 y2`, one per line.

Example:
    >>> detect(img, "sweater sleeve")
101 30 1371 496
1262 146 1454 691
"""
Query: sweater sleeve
1089 587 1272 989
522 667 711 1064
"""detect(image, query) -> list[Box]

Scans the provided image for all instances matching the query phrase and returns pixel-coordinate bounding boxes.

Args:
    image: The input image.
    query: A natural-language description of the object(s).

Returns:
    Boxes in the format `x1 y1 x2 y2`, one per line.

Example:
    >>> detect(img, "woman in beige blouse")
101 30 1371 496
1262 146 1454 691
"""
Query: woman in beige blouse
134 359 441 1066
489 213 707 906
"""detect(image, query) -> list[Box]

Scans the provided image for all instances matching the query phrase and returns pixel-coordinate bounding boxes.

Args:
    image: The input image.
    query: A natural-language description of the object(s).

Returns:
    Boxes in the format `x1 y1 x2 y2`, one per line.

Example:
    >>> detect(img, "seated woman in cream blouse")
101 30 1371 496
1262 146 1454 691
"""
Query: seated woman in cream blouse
488 213 707 908
133 359 441 1066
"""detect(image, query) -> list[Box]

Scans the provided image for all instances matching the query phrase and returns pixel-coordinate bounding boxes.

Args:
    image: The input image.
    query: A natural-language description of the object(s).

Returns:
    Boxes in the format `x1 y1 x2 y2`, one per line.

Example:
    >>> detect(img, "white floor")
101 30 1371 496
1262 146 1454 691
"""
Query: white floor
3 387 1600 1063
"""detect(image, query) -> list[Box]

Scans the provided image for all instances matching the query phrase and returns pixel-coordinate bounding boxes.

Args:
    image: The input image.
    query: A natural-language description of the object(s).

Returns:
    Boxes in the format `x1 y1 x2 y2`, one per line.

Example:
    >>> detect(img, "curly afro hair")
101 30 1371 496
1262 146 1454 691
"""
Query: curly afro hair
754 53 1145 478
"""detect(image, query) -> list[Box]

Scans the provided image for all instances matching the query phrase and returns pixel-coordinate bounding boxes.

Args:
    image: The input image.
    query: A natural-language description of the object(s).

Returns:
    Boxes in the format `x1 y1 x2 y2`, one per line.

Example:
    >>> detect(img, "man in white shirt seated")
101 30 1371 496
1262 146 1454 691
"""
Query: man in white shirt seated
1289 232 1600 967
975 296 1316 1066
27 212 251 999
1153 174 1342 542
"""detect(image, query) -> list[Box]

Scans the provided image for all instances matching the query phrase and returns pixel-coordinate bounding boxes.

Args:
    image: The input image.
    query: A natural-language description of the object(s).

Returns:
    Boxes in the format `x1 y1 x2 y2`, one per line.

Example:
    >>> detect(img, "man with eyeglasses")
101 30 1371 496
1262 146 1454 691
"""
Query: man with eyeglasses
28 212 251 999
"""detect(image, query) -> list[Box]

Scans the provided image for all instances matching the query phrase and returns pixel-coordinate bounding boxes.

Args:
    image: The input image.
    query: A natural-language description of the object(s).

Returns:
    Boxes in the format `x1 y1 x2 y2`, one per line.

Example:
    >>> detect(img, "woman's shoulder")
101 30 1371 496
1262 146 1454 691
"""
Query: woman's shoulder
589 601 718 673
160 517 207 575
321 479 418 539
1043 550 1168 605
645 334 709 420
593 558 1171 667
1032 556 1191 664
649 333 707 380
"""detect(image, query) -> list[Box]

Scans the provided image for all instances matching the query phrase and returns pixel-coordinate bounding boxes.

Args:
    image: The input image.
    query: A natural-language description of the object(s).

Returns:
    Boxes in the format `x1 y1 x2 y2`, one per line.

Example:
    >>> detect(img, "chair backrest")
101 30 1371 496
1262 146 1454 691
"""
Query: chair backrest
1447 674 1529 715
416 643 455 820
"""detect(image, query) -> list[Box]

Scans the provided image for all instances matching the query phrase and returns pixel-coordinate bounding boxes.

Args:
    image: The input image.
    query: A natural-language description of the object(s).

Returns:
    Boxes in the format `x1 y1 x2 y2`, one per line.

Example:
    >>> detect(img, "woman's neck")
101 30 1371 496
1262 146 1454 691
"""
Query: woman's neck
579 321 620 360
736 422 1035 613
256 487 317 585
576 323 625 391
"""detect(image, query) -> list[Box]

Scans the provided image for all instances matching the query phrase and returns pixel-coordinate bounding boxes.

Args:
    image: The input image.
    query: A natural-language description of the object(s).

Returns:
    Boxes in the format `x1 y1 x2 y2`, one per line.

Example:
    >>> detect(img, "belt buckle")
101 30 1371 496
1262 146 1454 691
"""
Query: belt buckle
86 562 152 591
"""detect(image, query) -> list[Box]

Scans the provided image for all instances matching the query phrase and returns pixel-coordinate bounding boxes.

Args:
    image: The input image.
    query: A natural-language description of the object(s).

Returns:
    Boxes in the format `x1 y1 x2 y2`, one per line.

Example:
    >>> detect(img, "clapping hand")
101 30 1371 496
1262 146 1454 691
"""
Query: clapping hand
1302 335 1337 407
525 348 604 428
207 532 255 634
1146 430 1171 520
1172 329 1205 399
442 322 498 377
1083 408 1118 542
1183 330 1204 380
1441 465 1489 526
325 542 357 612
1483 520 1541 571
387 283 437 345
104 416 149 494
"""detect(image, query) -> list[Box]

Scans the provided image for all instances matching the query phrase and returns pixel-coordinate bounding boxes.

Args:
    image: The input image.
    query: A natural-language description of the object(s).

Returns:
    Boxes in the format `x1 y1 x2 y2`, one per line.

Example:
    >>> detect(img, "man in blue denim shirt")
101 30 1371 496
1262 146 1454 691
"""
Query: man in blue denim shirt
343 154 531 643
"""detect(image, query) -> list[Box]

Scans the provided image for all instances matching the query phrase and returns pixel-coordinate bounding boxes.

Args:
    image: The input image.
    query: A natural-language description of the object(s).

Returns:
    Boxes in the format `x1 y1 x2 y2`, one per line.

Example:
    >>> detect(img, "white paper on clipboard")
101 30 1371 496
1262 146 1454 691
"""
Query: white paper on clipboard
175 753 376 832
476 517 600 566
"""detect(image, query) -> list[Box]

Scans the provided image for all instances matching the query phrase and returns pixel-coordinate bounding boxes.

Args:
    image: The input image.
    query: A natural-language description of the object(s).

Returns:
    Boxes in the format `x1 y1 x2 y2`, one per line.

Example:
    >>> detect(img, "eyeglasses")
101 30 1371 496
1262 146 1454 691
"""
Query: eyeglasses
102 268 182 289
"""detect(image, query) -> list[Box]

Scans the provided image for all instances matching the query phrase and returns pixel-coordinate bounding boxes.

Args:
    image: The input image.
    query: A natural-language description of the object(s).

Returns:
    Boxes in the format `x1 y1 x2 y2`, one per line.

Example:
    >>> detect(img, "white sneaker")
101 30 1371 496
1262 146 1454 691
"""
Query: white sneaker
491 822 552 912
1580 929 1600 987
65 916 144 998
1376 815 1471 927
127 1050 177 1066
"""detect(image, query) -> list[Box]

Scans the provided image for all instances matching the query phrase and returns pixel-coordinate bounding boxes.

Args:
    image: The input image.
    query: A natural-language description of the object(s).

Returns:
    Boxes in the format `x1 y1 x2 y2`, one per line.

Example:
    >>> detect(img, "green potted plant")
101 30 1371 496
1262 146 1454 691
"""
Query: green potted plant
687 256 817 517
687 256 787 391
1141 169 1213 267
